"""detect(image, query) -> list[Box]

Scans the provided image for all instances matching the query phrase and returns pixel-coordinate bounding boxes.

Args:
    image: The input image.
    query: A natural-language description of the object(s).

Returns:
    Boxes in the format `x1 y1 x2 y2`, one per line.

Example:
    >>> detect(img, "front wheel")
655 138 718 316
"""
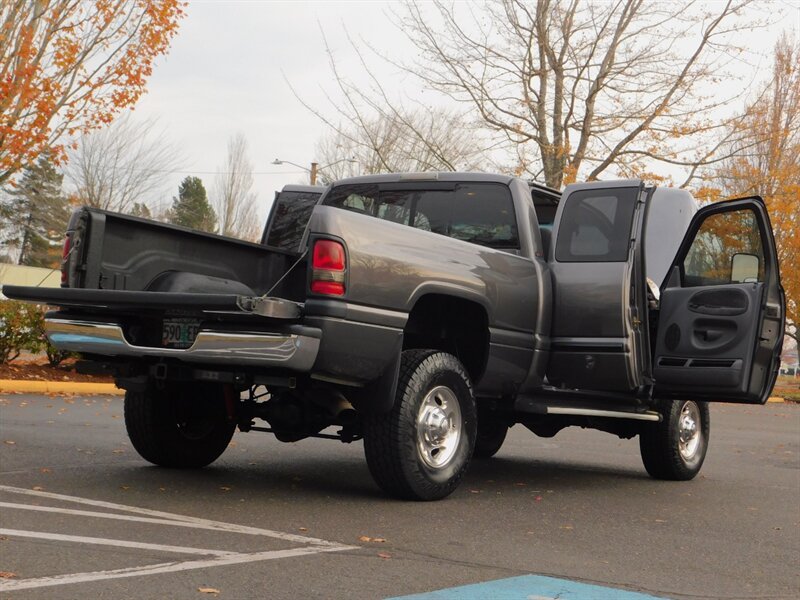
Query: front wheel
363 350 477 500
639 400 710 480
124 382 235 469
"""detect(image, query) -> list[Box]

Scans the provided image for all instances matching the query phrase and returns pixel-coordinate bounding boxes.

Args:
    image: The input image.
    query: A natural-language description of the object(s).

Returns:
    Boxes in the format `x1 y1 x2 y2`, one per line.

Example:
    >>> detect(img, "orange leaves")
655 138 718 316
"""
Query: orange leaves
0 0 186 185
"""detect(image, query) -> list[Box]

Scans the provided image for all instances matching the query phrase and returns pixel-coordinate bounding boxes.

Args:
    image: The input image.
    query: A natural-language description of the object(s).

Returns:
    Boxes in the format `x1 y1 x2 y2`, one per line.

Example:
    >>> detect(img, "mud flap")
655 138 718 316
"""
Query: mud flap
347 335 402 414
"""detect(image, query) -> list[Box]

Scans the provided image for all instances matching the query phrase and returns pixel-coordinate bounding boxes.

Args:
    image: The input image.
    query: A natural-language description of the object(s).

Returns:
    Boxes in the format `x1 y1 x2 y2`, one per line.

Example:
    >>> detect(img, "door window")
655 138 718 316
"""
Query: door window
682 209 765 287
554 188 638 262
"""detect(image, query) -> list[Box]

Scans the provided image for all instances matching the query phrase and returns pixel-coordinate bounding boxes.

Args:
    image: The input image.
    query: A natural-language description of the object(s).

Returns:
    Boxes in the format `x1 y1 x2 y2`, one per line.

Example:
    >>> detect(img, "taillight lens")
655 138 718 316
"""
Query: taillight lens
313 240 345 270
60 235 71 285
311 239 346 296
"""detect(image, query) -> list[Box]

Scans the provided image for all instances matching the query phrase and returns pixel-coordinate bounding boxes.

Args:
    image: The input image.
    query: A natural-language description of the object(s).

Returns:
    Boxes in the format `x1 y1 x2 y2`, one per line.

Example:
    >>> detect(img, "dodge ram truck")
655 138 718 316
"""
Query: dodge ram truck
4 173 785 500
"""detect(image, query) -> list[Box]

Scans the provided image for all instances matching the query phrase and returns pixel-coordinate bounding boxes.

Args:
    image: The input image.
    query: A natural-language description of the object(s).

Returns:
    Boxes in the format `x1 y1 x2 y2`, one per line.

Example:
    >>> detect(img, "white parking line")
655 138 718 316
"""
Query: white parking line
0 546 348 592
0 485 358 592
0 528 237 557
0 484 338 545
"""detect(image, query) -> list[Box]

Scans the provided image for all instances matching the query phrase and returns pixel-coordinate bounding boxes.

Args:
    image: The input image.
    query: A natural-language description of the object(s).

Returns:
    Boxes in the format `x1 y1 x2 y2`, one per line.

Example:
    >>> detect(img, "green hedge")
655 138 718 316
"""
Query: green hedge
0 300 71 365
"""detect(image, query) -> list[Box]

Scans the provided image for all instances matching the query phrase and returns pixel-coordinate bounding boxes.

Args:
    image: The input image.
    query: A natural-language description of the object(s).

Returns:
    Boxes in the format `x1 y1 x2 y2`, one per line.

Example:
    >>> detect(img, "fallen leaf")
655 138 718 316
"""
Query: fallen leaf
560 524 574 530
120 485 130 491
32 486 44 491
377 552 391 559
298 527 308 532
3 440 15 445
0 571 16 579
220 486 231 492
654 519 667 523
39 467 51 473
358 535 387 543
112 449 125 454
198 587 220 594
535 496 543 501
468 489 481 494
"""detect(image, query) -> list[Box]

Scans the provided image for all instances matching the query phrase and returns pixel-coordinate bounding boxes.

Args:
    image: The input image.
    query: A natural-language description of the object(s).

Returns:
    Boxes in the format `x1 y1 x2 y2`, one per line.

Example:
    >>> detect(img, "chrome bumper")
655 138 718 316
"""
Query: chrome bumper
45 318 320 370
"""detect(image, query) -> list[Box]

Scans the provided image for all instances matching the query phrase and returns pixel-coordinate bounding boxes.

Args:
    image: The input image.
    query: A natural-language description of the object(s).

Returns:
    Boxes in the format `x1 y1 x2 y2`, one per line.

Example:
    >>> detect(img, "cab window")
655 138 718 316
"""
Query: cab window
323 183 519 251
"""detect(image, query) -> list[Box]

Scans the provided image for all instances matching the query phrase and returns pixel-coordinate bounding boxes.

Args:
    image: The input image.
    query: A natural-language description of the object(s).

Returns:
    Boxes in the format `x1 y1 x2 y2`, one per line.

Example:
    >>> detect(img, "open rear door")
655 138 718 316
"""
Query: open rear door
653 197 785 404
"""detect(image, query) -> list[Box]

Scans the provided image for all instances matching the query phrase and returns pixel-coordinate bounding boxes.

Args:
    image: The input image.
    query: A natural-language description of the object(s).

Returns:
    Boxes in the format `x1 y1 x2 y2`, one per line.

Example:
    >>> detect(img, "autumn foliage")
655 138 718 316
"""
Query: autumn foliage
0 0 185 184
710 36 800 341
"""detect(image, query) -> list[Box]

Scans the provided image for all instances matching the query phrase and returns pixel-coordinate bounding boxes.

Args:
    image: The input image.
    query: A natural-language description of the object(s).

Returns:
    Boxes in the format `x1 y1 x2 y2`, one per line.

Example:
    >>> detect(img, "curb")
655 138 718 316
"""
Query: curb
0 379 123 395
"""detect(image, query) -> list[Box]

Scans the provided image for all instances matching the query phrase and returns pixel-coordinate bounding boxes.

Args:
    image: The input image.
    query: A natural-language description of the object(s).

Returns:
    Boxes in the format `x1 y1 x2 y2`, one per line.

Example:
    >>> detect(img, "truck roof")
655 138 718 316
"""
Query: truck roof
330 172 518 186
280 184 327 194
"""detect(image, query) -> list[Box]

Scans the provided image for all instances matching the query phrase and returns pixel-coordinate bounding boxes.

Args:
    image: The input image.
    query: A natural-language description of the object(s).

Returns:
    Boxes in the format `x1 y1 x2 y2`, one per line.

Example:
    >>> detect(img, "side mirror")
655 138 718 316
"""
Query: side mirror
731 253 759 283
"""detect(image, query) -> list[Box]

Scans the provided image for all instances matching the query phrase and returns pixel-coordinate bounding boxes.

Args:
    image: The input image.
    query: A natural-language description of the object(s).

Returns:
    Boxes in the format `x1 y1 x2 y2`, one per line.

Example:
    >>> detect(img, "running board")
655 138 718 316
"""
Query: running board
546 406 660 421
515 396 661 422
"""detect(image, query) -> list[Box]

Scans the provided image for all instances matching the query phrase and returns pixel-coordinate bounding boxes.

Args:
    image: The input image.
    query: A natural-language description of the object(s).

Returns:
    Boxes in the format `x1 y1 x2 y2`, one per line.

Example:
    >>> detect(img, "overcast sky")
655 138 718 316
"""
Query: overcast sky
129 0 800 222
132 1 411 219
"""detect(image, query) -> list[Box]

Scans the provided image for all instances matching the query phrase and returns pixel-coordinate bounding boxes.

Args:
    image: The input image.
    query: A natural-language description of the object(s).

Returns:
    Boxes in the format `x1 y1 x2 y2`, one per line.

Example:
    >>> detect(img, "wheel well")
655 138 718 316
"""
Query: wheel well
403 294 489 383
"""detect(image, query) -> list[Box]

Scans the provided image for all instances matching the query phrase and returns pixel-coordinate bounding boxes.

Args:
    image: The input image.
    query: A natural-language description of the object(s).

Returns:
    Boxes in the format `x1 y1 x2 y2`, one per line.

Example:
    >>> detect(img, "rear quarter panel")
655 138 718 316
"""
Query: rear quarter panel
308 205 540 332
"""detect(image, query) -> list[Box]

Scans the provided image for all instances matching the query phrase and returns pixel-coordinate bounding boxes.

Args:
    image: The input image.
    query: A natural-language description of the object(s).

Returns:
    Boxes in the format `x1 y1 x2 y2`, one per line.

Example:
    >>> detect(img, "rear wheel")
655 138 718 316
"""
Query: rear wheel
639 400 709 480
124 382 235 468
363 350 476 500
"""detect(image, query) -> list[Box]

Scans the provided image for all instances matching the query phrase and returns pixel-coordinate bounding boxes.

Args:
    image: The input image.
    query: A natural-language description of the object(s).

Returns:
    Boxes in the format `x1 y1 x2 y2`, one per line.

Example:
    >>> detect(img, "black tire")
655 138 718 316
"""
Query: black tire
639 400 710 480
363 350 477 501
473 413 509 459
124 382 235 468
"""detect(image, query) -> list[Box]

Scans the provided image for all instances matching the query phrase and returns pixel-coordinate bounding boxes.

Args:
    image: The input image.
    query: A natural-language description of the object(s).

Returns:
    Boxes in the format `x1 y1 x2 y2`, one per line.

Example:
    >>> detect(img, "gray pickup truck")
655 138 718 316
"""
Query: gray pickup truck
4 173 785 500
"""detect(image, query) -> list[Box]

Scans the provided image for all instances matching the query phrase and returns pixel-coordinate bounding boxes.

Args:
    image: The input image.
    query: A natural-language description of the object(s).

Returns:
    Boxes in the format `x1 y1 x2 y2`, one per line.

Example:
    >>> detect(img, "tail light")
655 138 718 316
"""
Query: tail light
60 234 72 286
311 239 346 296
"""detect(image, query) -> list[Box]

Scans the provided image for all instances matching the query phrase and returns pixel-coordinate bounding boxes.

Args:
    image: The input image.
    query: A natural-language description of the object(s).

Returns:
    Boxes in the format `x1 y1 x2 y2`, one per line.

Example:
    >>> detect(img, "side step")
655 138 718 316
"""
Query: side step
515 395 661 422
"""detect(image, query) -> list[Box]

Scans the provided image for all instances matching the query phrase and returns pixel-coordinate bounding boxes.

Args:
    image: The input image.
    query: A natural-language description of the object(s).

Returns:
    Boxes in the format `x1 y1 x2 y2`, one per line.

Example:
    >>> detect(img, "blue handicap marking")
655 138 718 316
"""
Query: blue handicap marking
387 575 666 600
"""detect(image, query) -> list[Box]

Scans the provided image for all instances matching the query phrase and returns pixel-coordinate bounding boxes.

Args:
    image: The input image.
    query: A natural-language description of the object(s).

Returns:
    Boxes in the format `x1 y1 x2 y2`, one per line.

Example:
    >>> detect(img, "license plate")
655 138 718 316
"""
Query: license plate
162 318 201 349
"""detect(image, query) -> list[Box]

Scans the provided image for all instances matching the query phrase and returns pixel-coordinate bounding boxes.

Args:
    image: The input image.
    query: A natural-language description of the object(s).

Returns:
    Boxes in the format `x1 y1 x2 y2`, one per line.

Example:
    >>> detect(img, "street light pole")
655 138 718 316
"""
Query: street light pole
272 157 357 185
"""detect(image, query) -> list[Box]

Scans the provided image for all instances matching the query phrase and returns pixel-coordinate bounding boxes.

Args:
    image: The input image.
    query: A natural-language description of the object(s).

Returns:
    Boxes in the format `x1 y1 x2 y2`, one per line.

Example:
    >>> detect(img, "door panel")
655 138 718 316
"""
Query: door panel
654 283 762 390
547 181 647 392
653 197 785 404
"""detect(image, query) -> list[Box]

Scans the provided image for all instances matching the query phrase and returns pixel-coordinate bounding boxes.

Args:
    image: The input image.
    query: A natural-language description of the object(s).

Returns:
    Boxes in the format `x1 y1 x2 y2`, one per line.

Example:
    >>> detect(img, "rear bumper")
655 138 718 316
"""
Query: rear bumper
45 318 321 370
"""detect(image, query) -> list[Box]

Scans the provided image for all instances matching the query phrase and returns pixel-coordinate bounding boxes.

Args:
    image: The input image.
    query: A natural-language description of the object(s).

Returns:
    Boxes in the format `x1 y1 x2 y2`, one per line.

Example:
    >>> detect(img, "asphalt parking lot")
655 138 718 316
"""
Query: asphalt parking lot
0 393 798 599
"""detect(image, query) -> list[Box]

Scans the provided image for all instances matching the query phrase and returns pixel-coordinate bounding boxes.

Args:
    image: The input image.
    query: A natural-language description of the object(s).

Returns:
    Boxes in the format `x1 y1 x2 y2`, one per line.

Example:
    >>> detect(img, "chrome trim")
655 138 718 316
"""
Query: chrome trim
45 318 320 370
546 406 661 421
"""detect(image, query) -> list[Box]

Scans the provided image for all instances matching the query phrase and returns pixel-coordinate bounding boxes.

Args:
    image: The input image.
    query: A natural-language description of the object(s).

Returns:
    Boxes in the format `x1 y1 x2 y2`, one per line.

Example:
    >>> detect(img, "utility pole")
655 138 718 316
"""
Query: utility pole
309 162 318 185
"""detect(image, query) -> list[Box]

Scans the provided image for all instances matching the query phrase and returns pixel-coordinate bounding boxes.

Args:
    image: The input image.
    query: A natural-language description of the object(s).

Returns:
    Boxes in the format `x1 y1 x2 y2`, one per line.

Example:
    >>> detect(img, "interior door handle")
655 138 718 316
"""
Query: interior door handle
696 329 724 342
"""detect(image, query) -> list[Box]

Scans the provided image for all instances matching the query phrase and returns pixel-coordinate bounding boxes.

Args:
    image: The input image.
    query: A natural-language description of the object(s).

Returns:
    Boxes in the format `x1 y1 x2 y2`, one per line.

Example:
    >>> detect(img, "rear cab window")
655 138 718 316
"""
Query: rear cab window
323 182 520 251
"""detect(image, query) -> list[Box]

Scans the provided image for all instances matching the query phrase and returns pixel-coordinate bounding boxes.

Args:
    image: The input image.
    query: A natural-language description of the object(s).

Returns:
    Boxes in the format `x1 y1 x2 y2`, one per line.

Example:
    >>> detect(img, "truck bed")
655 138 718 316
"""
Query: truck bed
64 207 307 301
